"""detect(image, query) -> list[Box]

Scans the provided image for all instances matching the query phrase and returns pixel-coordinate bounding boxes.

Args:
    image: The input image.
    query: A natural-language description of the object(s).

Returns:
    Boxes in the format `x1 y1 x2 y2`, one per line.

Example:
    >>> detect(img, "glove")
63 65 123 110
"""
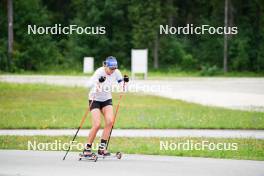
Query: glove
123 75 129 82
99 76 106 83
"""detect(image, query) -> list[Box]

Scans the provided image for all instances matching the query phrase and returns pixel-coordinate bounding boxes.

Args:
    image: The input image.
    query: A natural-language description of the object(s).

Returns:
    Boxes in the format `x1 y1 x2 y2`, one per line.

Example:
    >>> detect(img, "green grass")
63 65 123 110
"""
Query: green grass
148 70 264 79
0 135 263 161
1 69 264 78
0 82 264 129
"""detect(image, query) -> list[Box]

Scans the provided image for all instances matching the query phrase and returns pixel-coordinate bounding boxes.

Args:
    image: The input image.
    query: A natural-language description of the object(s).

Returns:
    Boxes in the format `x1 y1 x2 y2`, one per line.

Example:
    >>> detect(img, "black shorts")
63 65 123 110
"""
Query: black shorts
89 99 113 111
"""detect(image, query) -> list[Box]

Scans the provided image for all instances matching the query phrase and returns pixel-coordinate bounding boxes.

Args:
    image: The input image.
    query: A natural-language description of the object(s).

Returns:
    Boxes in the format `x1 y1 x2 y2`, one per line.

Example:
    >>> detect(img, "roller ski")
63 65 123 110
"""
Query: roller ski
79 153 98 162
97 141 122 160
97 151 122 160
79 144 98 162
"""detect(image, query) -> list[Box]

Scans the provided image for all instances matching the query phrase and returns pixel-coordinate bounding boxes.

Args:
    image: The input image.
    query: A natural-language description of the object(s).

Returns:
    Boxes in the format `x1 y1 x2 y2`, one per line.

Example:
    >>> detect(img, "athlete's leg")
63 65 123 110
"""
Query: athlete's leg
83 108 101 155
98 105 114 155
101 105 114 140
87 108 101 144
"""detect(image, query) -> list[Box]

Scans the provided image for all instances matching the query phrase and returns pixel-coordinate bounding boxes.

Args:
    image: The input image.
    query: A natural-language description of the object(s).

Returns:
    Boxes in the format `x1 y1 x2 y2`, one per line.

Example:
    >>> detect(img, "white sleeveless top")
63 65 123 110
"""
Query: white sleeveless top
88 67 122 101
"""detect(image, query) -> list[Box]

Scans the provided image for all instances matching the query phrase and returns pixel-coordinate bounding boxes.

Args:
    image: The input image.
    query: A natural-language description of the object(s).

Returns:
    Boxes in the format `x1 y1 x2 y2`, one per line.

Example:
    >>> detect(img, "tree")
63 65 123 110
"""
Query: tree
0 0 263 73
223 0 229 73
128 0 163 68
12 0 62 71
66 0 132 69
7 0 13 71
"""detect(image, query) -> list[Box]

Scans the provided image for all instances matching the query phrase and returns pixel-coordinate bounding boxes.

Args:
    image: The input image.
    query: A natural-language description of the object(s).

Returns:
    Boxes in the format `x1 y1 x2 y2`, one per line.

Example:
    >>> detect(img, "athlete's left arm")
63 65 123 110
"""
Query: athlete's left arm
116 69 123 84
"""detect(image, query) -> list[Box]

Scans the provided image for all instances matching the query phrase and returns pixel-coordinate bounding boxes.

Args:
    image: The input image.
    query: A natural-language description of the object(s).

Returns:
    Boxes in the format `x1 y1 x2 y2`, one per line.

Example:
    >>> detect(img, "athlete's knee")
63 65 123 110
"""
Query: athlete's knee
106 117 114 127
92 123 101 131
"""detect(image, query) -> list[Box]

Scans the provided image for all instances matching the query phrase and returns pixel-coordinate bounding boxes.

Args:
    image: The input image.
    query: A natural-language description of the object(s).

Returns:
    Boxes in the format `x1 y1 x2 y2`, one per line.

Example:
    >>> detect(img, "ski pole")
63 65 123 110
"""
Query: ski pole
62 97 95 160
106 77 128 150
62 78 105 160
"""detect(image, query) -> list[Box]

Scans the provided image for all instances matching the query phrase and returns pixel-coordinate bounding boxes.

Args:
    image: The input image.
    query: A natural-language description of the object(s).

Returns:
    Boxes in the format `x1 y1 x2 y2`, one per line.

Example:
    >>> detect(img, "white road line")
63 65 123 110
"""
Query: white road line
0 129 263 139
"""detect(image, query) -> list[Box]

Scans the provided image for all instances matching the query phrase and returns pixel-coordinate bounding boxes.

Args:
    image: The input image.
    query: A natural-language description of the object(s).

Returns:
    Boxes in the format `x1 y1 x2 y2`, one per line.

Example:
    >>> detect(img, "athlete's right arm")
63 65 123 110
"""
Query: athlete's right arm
87 68 101 88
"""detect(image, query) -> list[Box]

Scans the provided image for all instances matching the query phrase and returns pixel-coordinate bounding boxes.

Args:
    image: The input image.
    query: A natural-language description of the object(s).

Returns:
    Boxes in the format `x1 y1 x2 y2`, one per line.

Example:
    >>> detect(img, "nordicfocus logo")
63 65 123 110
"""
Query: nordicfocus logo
90 83 170 93
27 24 106 35
160 140 238 151
160 24 238 35
27 140 99 151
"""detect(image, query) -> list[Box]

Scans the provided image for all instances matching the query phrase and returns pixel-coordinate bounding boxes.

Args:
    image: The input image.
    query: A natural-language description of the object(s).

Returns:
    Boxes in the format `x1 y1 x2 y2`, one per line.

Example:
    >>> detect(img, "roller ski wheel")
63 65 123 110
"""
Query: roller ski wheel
79 153 98 162
99 153 110 159
96 151 122 160
98 149 111 159
116 152 122 159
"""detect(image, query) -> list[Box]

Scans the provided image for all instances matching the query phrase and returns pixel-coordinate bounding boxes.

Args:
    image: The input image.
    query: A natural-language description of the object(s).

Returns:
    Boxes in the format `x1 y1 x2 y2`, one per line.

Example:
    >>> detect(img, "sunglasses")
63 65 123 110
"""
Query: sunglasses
109 67 116 71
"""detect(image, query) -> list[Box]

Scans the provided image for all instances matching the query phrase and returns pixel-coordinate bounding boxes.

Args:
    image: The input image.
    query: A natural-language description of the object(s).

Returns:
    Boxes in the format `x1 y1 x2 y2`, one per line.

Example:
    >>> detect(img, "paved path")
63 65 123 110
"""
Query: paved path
0 150 263 176
1 129 264 139
1 75 264 111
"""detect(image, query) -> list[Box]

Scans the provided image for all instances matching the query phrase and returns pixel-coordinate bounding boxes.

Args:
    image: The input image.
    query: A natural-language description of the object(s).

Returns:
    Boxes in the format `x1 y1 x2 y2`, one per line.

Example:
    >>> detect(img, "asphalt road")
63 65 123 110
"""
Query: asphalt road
0 150 263 176
1 75 264 111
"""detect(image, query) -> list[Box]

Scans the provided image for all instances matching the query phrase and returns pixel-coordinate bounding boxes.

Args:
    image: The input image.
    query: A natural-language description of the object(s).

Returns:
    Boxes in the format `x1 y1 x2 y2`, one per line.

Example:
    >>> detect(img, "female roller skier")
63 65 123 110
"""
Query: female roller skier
83 56 129 157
